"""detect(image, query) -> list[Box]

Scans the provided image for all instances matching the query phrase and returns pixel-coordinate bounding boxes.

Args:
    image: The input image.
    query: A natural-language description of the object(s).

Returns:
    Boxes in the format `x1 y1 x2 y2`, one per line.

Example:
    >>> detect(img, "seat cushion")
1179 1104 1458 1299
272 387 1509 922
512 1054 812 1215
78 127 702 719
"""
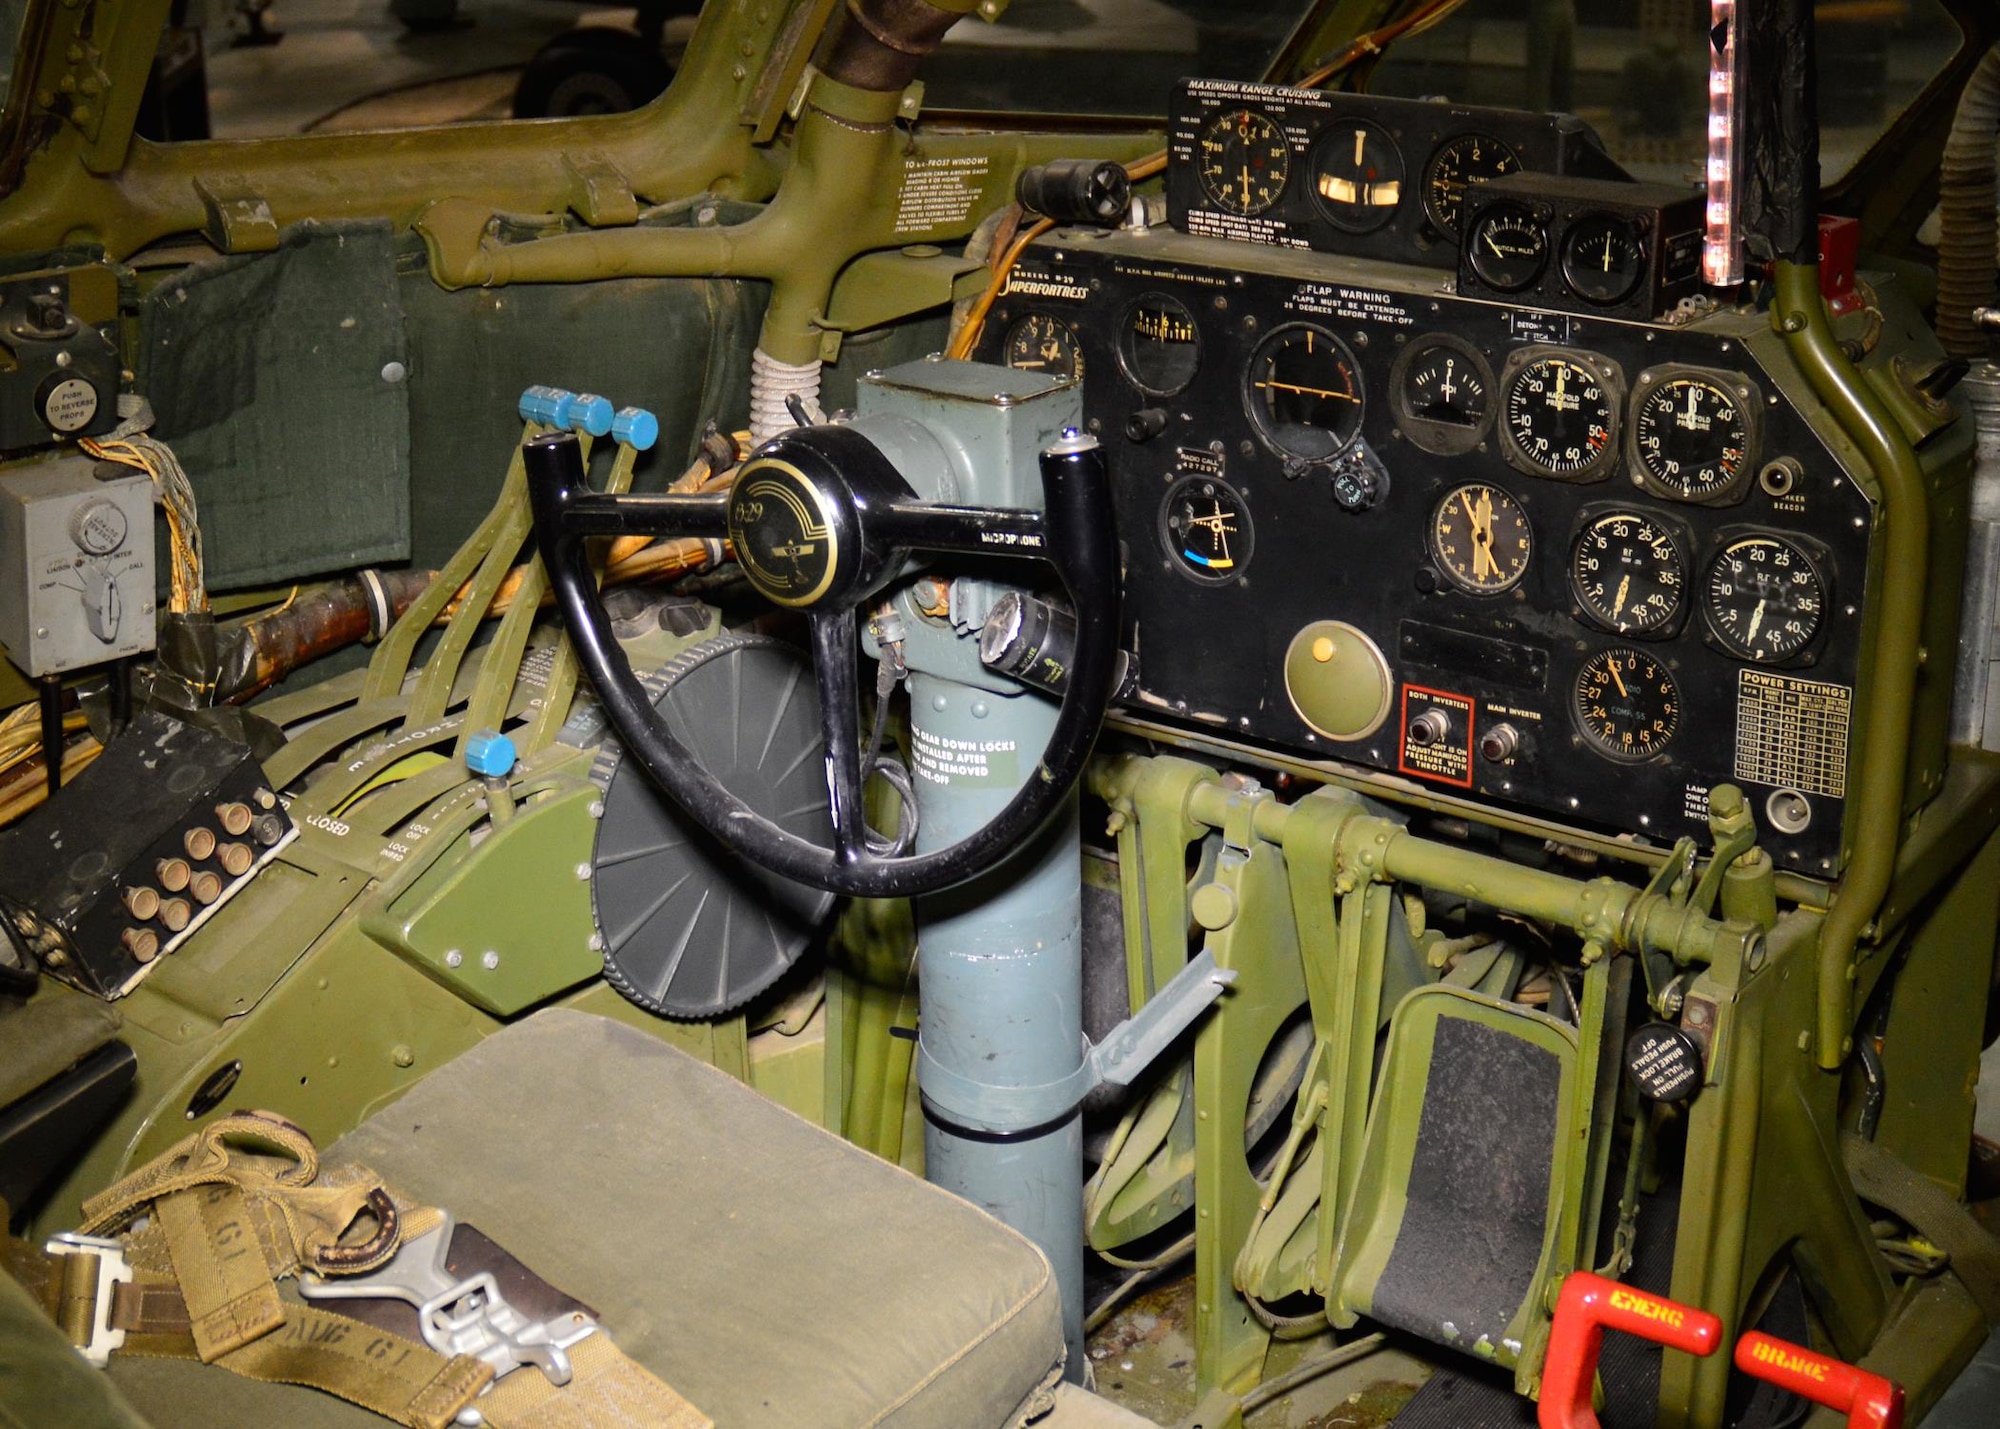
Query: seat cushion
106 1008 1064 1429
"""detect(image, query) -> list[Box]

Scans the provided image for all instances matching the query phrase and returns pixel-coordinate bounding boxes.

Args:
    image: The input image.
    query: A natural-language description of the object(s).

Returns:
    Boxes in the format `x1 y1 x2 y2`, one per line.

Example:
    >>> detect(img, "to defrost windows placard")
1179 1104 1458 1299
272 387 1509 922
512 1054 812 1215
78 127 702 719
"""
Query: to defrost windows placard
1733 670 1850 799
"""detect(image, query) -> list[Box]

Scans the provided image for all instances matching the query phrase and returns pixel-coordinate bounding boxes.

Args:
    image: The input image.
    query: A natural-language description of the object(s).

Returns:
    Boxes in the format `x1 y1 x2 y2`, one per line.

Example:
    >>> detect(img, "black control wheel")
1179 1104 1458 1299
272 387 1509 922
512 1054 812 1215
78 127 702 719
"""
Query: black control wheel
525 423 1119 899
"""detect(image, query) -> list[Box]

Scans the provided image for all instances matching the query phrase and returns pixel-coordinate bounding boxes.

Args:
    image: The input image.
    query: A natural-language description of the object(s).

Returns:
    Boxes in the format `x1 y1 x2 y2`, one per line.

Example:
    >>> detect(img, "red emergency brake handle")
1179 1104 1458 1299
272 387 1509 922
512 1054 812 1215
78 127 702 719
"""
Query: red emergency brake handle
1540 1273 1723 1429
1734 1331 1904 1429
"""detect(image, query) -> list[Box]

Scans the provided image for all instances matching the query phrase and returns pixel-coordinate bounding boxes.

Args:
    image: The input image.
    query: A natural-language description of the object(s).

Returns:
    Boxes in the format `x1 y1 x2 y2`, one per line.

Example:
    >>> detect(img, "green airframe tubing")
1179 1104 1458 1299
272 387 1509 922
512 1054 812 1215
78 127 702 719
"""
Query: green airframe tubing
1771 261 1930 1070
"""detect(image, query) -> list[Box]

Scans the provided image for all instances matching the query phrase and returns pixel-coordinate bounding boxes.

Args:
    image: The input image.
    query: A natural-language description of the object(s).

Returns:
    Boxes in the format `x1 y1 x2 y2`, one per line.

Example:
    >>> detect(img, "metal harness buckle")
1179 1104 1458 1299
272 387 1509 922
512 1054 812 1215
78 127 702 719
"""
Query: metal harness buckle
43 1232 132 1368
299 1213 595 1388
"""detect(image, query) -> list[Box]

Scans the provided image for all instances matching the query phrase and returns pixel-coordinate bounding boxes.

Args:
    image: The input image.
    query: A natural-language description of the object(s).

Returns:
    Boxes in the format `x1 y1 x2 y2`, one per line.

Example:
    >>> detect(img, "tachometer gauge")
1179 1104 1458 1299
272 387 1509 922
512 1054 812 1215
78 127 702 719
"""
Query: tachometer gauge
1197 108 1291 217
1502 350 1621 480
1160 475 1253 584
1391 334 1494 456
1423 133 1521 235
1308 119 1404 233
1570 511 1686 635
1631 371 1755 502
1560 213 1646 306
1703 535 1825 662
1244 323 1364 460
1465 200 1549 293
1002 313 1084 385
1119 294 1201 397
1431 482 1532 594
1575 647 1680 760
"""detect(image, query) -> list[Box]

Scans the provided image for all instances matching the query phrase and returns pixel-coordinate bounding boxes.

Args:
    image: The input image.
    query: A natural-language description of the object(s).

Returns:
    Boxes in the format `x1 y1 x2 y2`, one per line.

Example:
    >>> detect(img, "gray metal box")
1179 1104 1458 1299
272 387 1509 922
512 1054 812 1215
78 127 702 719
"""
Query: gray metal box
0 457 157 677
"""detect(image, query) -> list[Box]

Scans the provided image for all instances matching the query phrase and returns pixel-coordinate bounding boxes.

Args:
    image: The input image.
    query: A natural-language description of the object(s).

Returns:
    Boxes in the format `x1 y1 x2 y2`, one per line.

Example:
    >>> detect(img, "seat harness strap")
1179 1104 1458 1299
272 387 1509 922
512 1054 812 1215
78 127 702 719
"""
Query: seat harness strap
12 1110 709 1429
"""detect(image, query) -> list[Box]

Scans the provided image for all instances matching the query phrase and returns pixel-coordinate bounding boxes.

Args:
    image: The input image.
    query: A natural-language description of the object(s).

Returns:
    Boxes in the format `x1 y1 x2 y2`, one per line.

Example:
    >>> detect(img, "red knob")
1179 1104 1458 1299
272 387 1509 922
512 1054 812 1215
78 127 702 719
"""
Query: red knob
1734 1332 1904 1429
1539 1273 1723 1429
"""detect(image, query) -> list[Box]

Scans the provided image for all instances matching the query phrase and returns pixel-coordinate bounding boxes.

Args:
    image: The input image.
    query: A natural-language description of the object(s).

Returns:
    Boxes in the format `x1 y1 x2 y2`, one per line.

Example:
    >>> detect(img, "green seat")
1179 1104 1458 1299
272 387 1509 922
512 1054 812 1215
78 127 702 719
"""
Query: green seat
4 1007 1105 1429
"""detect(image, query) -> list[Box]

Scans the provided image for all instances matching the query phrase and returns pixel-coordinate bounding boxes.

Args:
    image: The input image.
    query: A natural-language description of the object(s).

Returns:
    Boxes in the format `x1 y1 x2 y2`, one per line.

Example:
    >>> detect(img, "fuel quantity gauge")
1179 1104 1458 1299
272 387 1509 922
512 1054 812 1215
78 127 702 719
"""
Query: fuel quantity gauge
1161 476 1253 584
1391 335 1494 456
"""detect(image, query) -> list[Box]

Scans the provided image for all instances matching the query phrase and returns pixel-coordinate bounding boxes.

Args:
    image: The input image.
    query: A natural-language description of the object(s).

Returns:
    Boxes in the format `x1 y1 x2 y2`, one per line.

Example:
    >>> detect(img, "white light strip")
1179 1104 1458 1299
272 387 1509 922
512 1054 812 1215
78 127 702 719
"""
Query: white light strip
1703 0 1746 286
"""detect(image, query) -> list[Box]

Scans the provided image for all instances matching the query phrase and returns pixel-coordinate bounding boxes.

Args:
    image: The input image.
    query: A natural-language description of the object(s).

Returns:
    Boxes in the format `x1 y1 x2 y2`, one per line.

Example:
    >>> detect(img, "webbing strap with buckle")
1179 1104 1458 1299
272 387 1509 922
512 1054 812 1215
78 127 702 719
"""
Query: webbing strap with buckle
18 1112 711 1429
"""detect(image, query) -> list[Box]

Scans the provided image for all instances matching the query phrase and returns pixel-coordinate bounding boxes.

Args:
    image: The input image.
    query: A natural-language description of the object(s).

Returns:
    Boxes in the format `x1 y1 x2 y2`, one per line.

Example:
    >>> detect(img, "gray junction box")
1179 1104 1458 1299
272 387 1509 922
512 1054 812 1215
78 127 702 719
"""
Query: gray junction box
0 456 157 677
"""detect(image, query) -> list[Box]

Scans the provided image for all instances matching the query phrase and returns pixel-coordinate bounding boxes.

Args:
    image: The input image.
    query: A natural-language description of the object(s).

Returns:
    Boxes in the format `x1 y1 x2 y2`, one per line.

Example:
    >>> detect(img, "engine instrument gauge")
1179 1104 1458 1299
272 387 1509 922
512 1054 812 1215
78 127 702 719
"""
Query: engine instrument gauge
1501 350 1621 480
1308 119 1405 233
1702 535 1825 662
1119 294 1201 397
1570 511 1686 635
1431 482 1532 594
1465 200 1549 293
1391 334 1494 456
1575 647 1680 760
1002 312 1085 385
1197 108 1291 217
1560 212 1646 306
1423 133 1521 235
1160 475 1253 584
1631 371 1754 502
1244 323 1364 460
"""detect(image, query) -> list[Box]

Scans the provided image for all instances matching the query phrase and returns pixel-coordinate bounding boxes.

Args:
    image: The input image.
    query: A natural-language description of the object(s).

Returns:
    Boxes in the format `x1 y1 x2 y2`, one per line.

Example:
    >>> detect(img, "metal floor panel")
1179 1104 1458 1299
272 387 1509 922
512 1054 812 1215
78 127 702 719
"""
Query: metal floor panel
1925 1325 2000 1428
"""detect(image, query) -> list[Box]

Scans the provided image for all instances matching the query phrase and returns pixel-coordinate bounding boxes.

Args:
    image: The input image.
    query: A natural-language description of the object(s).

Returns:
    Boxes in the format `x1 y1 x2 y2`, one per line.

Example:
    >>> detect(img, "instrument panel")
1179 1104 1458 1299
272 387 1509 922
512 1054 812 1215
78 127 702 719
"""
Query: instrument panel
977 230 1873 873
1166 79 1626 267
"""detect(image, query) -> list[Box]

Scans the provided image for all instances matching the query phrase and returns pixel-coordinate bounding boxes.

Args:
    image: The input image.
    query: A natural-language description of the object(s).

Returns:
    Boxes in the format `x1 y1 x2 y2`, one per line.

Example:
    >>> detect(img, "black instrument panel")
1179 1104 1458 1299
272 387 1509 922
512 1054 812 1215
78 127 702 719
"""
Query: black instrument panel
1166 79 1625 267
976 230 1872 873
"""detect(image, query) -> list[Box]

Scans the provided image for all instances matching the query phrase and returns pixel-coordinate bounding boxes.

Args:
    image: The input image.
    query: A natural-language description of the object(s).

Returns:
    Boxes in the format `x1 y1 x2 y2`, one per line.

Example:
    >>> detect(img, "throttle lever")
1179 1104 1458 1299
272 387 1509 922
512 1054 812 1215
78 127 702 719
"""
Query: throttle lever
1540 1272 1722 1429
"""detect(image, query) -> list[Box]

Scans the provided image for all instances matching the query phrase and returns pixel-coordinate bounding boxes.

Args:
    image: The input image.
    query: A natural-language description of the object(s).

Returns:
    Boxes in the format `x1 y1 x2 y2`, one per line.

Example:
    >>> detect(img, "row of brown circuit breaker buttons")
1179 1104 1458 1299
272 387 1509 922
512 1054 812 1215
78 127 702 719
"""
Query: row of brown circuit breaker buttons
115 795 287 962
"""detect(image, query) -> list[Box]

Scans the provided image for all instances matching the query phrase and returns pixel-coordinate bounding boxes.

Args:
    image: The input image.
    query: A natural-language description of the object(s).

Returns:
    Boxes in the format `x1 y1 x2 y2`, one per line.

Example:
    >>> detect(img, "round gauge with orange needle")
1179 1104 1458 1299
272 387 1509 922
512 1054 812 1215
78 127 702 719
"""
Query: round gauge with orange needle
1196 108 1291 217
1243 323 1364 460
1431 481 1532 594
1574 647 1681 760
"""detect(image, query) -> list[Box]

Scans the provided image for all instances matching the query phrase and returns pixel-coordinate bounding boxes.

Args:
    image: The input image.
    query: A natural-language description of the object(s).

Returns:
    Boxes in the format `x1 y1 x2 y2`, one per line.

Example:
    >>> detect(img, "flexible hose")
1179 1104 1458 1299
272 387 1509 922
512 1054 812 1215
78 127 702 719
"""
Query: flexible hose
748 348 824 445
1938 43 2000 358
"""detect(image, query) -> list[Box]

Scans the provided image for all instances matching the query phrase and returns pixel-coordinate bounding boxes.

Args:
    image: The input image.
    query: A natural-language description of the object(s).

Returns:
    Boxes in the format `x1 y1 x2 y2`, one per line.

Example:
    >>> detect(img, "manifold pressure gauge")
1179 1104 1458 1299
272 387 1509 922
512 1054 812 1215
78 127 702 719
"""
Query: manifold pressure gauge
1197 108 1291 216
1431 482 1531 594
1702 534 1825 662
1502 349 1621 480
1575 647 1680 761
1631 370 1756 503
1570 511 1685 635
1002 313 1085 384
1161 475 1253 583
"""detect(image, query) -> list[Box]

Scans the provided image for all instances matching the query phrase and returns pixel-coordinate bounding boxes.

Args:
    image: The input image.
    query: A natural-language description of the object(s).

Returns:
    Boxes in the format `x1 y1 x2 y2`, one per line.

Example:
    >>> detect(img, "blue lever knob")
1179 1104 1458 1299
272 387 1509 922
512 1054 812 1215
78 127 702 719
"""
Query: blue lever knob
568 393 615 437
612 406 660 452
518 385 576 429
464 729 518 779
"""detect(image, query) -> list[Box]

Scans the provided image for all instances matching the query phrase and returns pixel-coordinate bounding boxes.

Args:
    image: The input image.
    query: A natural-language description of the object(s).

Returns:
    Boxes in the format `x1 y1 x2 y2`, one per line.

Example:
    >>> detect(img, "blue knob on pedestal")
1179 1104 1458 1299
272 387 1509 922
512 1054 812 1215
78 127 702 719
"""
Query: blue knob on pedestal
569 393 615 437
612 406 660 452
518 386 576 429
464 729 518 779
